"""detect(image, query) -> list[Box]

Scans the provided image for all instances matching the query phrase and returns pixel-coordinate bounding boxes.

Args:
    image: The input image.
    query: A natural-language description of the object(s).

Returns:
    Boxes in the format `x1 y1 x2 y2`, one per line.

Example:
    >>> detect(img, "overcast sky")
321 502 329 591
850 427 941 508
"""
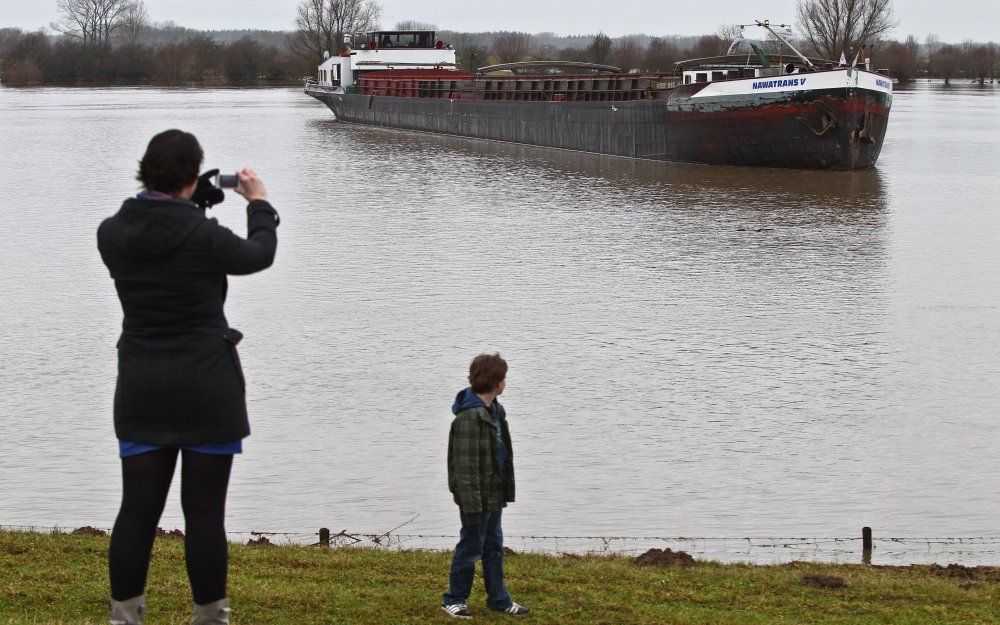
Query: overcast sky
1 0 996 43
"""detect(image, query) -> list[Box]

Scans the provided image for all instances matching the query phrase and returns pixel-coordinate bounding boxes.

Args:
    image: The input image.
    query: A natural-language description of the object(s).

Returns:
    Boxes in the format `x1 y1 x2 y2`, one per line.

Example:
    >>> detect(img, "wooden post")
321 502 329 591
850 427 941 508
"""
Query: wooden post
862 526 873 564
319 527 330 548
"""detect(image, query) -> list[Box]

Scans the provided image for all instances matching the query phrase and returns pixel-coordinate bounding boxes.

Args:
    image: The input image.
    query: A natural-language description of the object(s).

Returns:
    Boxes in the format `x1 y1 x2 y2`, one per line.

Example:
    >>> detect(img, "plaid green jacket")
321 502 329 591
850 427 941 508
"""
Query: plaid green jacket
448 403 515 514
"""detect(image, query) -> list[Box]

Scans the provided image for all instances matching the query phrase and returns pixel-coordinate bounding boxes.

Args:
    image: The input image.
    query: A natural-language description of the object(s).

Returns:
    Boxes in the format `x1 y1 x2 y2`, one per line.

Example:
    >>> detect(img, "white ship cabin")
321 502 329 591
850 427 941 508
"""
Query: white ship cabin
676 31 880 85
679 59 810 85
316 30 458 91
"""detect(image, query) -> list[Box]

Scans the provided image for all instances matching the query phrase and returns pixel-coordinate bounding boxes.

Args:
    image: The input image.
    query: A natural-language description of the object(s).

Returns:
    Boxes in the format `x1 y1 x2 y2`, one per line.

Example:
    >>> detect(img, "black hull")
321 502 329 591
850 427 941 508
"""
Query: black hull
306 87 891 170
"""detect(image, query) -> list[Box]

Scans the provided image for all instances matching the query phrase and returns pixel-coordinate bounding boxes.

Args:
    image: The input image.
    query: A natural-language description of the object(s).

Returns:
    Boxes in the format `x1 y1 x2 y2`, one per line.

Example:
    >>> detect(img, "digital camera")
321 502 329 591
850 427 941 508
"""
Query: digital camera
215 173 241 189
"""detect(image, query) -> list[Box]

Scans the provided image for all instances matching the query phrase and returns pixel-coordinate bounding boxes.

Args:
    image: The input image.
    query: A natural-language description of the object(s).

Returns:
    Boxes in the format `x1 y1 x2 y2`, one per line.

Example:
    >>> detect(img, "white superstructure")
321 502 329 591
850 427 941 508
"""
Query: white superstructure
316 30 458 92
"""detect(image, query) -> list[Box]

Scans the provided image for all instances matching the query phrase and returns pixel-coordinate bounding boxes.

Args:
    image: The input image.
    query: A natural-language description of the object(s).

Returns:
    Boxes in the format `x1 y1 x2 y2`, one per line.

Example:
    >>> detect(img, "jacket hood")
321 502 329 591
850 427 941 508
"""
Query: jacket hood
452 387 492 415
101 197 206 261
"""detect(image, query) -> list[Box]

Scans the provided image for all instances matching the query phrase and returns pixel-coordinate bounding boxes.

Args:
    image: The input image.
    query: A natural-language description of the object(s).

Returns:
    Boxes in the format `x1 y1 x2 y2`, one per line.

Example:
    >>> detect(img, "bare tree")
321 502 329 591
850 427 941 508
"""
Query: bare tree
689 34 727 58
964 41 998 85
796 0 897 60
491 32 531 64
449 32 486 71
613 36 643 71
717 24 743 44
52 0 134 48
932 44 962 83
924 33 941 57
879 37 918 81
586 32 613 65
53 0 97 46
394 21 437 31
288 0 381 63
643 37 680 72
0 27 22 57
120 1 149 45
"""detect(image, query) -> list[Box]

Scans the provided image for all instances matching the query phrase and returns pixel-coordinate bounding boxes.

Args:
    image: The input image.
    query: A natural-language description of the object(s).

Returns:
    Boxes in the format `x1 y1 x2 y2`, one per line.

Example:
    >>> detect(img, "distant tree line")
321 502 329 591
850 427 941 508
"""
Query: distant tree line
0 0 313 86
0 26 313 86
0 0 996 87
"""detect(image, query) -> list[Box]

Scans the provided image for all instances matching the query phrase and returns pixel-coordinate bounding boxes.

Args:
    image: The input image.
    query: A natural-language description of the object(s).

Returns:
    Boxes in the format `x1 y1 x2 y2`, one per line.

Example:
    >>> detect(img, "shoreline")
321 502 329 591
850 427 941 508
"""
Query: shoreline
3 530 998 624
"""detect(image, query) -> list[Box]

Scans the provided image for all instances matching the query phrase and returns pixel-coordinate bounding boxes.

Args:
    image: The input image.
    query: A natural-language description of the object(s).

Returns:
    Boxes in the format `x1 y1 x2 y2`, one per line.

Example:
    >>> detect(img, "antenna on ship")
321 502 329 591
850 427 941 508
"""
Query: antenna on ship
755 19 814 69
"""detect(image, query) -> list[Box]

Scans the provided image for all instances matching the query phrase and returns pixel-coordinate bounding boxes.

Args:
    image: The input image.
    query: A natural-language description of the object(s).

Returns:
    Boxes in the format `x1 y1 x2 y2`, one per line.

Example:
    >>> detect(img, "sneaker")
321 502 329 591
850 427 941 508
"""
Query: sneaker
441 603 472 619
503 602 530 616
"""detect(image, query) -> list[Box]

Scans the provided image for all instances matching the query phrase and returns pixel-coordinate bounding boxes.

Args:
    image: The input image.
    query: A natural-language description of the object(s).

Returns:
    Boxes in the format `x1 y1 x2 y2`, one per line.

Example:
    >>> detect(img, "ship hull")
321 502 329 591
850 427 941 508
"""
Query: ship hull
306 70 891 170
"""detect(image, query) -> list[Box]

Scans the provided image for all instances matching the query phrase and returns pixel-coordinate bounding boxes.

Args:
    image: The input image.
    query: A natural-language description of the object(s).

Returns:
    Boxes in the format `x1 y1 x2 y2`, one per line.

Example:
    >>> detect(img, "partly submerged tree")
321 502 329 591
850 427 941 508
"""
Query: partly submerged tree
796 0 897 59
288 0 381 63
963 41 998 85
931 44 962 84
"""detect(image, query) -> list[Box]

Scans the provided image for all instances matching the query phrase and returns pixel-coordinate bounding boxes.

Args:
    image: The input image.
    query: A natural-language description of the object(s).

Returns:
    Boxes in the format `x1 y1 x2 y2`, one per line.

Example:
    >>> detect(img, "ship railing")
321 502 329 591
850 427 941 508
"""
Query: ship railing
358 73 680 102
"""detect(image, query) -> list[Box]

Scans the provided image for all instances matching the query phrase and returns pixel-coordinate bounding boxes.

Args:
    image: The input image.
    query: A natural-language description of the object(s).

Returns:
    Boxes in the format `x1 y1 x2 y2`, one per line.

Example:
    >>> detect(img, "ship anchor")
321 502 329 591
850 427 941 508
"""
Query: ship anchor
798 101 838 137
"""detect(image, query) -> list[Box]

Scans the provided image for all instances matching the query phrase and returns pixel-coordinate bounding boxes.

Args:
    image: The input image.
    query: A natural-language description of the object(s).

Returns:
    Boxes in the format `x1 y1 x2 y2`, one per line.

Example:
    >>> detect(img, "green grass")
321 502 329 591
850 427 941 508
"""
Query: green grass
2 530 998 624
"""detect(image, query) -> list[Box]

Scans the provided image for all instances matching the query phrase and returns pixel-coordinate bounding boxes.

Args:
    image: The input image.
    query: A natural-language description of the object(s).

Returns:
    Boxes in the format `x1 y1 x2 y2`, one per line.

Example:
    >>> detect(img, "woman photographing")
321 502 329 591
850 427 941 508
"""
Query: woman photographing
97 129 279 625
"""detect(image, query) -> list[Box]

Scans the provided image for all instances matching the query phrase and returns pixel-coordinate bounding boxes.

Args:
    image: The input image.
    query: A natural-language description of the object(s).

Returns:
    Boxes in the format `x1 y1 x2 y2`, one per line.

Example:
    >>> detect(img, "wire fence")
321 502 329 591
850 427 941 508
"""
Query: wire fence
5 523 1000 565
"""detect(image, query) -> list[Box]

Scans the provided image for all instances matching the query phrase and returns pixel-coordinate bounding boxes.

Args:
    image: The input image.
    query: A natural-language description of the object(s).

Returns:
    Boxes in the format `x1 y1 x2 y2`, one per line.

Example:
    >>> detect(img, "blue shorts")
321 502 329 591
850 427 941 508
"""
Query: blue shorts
118 440 243 458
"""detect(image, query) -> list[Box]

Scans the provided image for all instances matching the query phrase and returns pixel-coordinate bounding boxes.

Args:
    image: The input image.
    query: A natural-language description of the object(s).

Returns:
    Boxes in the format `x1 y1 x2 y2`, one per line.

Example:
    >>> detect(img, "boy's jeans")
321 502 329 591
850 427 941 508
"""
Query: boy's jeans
442 509 513 611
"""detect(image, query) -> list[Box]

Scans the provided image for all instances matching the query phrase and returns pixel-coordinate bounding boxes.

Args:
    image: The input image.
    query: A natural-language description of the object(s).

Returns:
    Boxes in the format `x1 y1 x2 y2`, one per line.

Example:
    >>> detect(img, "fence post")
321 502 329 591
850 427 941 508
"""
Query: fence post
319 527 330 548
862 526 873 564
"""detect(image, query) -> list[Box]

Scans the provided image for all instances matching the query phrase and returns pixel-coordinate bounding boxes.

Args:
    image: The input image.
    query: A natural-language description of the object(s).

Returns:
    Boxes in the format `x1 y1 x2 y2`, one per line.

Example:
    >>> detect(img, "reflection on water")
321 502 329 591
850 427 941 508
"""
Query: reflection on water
0 83 997 563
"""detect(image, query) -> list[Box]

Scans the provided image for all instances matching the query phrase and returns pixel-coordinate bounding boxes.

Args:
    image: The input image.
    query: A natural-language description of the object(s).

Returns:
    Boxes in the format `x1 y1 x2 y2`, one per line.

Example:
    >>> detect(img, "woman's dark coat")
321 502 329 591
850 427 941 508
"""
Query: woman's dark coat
97 196 279 445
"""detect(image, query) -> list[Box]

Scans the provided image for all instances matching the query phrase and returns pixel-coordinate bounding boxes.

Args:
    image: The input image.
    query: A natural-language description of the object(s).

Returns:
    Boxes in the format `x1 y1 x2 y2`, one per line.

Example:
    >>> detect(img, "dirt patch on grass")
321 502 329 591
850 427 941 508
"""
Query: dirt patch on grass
635 548 696 567
930 564 1000 582
880 564 1000 582
801 575 847 589
71 526 107 536
156 528 185 539
248 536 274 547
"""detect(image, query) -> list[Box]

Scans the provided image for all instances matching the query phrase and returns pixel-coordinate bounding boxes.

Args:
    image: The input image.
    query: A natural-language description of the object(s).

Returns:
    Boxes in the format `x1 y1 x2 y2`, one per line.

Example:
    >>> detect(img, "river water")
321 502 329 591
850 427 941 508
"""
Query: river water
0 83 997 564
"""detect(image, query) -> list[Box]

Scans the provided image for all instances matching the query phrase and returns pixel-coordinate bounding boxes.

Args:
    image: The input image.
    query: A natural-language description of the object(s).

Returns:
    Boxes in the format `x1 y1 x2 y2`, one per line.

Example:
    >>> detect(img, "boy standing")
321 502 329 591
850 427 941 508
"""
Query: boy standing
442 353 530 619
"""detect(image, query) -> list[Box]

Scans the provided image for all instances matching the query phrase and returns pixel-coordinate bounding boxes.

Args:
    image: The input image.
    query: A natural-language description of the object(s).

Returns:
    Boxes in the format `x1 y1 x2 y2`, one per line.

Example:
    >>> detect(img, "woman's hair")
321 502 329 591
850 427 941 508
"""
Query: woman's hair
468 353 508 394
136 129 203 194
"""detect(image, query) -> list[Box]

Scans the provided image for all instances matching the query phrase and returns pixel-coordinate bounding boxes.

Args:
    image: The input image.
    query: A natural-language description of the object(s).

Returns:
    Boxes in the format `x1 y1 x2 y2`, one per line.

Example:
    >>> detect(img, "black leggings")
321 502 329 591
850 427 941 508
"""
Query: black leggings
109 449 233 604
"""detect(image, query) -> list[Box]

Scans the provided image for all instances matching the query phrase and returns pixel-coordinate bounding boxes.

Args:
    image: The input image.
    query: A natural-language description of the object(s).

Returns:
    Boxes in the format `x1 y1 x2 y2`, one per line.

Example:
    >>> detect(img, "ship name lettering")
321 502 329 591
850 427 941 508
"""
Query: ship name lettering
751 78 804 90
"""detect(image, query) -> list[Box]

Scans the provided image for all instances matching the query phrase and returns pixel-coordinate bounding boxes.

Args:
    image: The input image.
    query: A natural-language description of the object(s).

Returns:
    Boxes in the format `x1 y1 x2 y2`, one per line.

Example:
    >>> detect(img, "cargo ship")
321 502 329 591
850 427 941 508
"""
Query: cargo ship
304 23 893 170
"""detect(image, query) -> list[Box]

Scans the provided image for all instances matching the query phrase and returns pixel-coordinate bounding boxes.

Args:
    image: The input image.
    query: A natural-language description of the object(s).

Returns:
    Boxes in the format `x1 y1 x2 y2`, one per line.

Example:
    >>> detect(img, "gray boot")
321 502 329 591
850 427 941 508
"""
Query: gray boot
191 598 231 625
109 595 146 625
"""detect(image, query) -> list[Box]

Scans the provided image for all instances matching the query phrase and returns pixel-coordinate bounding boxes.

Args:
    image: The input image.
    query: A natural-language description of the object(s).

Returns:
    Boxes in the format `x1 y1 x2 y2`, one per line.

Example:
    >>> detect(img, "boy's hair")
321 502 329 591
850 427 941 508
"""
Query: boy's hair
468 353 507 394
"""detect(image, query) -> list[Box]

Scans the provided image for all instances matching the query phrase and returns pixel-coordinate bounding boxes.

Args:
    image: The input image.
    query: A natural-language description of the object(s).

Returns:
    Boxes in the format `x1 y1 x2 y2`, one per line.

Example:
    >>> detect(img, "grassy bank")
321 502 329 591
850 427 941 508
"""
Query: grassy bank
1 531 997 625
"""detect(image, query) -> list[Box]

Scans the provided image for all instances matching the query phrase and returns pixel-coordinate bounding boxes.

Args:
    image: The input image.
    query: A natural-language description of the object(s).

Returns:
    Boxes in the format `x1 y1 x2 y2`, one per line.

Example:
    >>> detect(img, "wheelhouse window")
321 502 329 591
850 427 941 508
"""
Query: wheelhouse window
371 31 435 49
696 73 708 83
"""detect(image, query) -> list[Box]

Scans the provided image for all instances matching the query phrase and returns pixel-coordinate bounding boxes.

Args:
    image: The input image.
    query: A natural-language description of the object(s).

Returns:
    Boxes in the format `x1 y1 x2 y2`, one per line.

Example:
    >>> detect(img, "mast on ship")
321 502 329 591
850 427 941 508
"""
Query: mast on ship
753 19 814 69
